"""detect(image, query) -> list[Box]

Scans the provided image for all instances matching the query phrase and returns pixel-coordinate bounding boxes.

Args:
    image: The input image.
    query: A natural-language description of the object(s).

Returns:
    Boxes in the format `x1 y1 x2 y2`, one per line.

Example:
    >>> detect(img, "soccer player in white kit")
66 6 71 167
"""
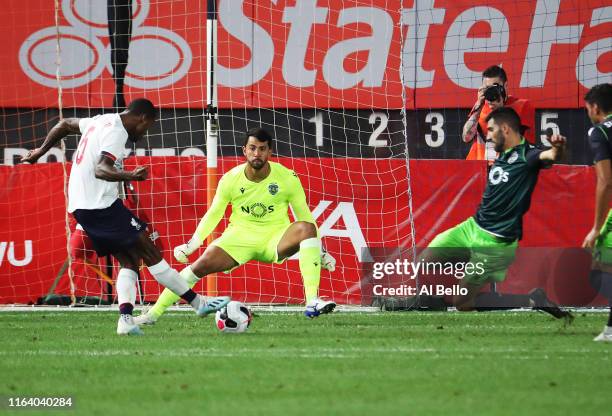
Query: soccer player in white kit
21 99 229 335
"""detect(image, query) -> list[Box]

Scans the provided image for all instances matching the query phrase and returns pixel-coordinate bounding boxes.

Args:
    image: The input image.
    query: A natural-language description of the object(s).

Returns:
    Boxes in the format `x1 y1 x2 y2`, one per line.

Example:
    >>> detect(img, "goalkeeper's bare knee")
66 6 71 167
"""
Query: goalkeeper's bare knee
294 221 317 241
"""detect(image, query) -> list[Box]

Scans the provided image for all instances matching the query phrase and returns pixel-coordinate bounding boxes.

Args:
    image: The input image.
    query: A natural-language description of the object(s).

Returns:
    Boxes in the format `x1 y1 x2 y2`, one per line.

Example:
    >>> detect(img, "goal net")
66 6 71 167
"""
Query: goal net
0 0 609 307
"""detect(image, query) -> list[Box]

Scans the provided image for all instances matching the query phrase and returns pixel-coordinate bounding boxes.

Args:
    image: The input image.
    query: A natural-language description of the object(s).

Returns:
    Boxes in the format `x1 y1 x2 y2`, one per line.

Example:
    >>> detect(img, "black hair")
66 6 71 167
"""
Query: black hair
485 107 521 133
482 65 507 83
127 98 157 119
244 127 273 147
585 83 612 114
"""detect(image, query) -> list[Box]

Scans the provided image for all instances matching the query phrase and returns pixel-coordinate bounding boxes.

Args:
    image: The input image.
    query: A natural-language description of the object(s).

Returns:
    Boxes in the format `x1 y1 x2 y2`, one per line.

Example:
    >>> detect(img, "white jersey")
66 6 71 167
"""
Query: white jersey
67 113 129 213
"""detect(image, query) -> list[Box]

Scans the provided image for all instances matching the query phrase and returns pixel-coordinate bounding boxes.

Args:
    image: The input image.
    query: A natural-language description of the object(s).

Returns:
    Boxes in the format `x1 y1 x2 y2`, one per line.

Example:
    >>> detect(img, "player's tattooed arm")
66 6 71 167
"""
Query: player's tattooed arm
21 118 81 163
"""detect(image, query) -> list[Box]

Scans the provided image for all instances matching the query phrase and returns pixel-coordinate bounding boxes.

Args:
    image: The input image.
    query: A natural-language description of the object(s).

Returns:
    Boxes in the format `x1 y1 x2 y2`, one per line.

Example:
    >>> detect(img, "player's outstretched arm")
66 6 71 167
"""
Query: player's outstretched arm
174 180 230 263
539 134 567 162
21 118 81 164
583 159 612 248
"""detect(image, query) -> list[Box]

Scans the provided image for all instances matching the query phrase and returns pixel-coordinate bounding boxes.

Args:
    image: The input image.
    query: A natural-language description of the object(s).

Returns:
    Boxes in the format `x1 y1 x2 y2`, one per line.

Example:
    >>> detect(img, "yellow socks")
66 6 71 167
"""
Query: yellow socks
298 238 321 303
149 266 200 319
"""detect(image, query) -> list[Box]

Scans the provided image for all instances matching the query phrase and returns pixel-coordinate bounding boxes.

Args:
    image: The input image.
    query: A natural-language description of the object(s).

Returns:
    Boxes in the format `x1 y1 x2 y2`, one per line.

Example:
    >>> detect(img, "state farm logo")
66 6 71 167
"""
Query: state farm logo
217 0 609 90
18 0 192 89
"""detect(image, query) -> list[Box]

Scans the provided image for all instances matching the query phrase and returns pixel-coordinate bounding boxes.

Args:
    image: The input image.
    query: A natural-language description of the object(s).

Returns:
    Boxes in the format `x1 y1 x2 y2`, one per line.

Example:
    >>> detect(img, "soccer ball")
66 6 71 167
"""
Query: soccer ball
215 301 252 333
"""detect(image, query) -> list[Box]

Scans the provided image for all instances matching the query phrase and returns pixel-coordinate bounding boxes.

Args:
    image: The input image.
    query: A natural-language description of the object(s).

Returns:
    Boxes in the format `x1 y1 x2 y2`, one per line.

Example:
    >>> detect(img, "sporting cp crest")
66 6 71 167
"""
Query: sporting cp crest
268 182 279 195
507 151 519 164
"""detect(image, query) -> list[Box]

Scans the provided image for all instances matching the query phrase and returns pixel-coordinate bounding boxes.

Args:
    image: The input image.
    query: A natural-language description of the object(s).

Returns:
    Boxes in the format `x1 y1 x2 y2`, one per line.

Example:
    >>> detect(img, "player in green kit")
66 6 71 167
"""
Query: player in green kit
581 83 612 341
135 128 336 323
423 107 572 321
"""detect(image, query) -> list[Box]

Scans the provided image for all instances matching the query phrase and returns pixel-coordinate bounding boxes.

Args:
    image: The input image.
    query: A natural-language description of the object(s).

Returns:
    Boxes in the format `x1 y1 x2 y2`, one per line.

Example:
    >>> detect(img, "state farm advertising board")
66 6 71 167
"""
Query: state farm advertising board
0 0 609 109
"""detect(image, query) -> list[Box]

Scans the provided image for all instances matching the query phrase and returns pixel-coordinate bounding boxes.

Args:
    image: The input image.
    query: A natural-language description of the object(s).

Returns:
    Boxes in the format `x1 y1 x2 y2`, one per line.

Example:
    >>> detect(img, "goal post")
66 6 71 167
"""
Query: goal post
206 0 219 297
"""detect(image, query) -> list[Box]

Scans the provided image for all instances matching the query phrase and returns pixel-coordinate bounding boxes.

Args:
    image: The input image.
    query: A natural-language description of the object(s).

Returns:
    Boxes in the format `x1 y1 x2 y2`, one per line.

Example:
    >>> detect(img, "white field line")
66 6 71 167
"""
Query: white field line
0 322 597 330
0 305 379 313
0 346 609 360
0 305 608 313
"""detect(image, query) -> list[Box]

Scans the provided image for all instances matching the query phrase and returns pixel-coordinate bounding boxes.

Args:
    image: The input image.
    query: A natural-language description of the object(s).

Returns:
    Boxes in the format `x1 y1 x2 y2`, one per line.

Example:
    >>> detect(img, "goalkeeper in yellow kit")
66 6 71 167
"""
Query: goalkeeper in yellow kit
135 128 336 323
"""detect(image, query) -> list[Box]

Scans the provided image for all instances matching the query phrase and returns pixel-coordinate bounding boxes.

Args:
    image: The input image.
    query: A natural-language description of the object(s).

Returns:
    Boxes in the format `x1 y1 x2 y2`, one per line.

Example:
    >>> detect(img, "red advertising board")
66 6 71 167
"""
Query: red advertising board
0 158 605 306
0 0 609 109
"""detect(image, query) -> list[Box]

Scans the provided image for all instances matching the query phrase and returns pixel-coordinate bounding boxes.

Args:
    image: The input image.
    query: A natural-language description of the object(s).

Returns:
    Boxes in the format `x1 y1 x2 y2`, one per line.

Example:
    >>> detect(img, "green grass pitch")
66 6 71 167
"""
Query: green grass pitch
1 311 611 415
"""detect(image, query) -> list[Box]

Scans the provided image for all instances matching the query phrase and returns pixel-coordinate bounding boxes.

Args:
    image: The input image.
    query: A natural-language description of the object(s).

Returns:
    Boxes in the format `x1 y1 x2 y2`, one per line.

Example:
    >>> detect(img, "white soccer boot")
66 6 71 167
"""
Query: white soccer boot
594 326 612 342
304 297 336 318
117 314 144 335
133 309 157 326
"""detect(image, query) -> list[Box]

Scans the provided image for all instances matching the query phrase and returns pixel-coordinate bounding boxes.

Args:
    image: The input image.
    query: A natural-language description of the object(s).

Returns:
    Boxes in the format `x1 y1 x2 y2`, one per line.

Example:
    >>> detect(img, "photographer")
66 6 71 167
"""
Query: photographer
462 65 535 163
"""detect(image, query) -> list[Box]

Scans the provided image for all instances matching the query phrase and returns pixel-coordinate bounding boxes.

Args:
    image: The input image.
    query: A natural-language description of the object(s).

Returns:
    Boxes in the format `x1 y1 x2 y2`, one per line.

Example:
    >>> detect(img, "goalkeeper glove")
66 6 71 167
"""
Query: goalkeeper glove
173 240 199 264
321 248 336 272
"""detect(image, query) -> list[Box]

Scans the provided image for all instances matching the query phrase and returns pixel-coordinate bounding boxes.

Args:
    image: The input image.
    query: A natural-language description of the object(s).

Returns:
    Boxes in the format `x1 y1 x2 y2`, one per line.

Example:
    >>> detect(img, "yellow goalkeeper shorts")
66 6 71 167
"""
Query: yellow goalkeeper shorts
211 223 292 265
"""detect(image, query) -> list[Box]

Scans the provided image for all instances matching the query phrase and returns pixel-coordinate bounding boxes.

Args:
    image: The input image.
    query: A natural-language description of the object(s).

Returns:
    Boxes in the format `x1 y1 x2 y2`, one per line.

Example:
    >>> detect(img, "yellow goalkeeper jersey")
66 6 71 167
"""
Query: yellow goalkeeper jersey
191 161 316 244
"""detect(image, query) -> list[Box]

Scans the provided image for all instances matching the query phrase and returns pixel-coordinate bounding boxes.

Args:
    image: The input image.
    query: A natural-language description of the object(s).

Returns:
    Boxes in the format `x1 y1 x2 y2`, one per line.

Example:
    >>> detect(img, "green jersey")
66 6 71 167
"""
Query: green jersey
191 161 316 244
474 139 549 241
587 114 612 164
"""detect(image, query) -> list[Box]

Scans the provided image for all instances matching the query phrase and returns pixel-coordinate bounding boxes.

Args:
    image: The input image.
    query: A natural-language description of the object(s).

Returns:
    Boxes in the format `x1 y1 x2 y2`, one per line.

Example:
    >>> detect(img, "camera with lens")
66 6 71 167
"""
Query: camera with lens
483 83 507 102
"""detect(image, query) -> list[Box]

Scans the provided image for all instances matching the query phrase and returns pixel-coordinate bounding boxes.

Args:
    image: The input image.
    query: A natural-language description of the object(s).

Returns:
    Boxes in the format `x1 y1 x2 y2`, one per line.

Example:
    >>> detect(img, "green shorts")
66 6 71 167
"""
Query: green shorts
427 217 518 284
595 209 612 265
211 223 291 265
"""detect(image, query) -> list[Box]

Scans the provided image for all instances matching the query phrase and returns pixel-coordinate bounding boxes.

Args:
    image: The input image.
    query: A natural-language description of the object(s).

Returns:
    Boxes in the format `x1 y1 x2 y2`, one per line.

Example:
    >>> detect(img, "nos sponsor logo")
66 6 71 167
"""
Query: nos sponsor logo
241 203 275 218
0 241 33 267
489 166 509 185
